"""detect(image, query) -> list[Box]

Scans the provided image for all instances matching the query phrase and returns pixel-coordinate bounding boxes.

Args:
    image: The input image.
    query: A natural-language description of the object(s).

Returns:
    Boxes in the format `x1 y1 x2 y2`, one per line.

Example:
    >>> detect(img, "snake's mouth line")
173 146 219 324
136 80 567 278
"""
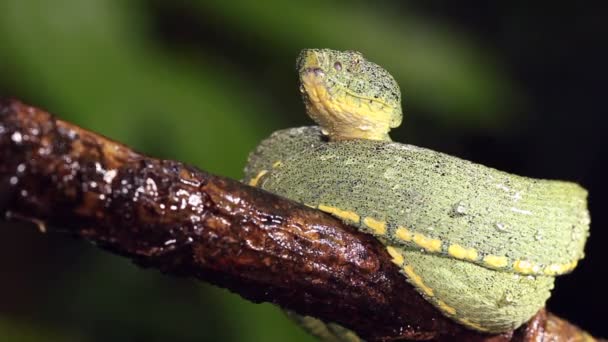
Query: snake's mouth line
299 67 392 109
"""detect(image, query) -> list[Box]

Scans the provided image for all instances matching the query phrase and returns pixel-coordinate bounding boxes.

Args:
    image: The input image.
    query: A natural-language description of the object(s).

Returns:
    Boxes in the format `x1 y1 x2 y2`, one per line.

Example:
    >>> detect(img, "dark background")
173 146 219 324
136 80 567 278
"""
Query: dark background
0 1 606 341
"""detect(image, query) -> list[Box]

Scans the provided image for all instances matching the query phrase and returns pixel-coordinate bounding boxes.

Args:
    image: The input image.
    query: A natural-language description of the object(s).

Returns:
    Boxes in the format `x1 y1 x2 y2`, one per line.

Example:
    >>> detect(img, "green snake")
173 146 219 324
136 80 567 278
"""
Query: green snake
244 49 590 336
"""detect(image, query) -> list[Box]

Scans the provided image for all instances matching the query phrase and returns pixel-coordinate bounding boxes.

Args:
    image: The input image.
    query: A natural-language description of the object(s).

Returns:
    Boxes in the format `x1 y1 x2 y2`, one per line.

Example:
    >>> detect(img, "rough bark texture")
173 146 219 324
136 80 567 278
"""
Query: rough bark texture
0 99 599 341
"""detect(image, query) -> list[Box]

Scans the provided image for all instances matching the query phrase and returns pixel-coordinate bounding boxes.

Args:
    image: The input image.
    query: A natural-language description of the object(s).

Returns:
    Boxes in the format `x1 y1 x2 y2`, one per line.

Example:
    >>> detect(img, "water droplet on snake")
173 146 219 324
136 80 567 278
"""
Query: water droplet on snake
495 223 508 232
451 201 468 216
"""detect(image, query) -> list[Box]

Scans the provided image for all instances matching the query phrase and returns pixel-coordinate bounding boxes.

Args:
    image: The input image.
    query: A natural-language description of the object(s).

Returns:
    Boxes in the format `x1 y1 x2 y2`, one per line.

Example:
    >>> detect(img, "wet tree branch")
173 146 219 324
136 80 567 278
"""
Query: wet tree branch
0 100 598 341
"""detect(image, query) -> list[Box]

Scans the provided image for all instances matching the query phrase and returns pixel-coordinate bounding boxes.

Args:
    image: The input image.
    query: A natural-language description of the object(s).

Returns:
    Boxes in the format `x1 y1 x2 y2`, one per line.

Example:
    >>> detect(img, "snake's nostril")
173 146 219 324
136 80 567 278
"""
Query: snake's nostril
304 67 325 77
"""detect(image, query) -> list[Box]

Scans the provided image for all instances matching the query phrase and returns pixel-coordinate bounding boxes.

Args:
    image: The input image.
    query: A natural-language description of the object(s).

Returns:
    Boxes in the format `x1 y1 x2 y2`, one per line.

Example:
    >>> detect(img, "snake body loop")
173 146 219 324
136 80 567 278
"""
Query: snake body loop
244 49 590 335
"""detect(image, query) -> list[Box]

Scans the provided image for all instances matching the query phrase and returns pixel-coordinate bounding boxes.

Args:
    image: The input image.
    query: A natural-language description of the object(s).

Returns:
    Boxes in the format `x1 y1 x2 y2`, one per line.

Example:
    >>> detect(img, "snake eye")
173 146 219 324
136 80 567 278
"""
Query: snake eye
333 61 342 71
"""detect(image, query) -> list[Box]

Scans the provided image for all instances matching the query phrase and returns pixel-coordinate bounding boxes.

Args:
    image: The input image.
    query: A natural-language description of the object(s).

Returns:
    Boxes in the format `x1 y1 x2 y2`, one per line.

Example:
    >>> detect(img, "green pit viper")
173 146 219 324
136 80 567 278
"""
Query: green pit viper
243 49 590 338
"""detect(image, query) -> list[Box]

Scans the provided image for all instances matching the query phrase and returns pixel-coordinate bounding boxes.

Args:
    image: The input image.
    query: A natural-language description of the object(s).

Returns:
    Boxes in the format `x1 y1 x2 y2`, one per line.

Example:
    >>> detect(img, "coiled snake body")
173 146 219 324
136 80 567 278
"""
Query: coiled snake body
244 49 589 336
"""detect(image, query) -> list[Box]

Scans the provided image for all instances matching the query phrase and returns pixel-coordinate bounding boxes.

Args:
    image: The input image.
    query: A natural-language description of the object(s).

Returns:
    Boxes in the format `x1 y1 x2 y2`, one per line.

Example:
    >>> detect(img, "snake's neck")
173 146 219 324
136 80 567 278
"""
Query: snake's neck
304 104 394 142
319 125 392 142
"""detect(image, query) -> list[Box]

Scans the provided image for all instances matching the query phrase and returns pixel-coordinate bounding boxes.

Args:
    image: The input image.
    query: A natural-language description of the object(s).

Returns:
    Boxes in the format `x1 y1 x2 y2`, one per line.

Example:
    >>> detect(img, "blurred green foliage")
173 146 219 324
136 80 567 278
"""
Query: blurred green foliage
0 0 519 341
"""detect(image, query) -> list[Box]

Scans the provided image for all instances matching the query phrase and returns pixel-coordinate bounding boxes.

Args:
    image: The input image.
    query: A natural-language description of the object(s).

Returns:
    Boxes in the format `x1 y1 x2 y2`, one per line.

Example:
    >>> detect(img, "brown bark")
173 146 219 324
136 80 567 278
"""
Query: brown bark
0 99 598 341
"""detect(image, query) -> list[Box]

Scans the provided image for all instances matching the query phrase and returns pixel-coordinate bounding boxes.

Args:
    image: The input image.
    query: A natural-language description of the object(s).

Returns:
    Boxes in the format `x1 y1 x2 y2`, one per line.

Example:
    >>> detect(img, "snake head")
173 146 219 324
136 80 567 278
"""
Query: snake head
296 48 402 141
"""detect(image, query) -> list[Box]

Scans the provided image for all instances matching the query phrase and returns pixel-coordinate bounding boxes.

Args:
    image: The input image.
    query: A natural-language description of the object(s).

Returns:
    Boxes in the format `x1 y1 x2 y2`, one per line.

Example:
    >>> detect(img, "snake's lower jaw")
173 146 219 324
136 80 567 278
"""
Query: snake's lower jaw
300 71 393 141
